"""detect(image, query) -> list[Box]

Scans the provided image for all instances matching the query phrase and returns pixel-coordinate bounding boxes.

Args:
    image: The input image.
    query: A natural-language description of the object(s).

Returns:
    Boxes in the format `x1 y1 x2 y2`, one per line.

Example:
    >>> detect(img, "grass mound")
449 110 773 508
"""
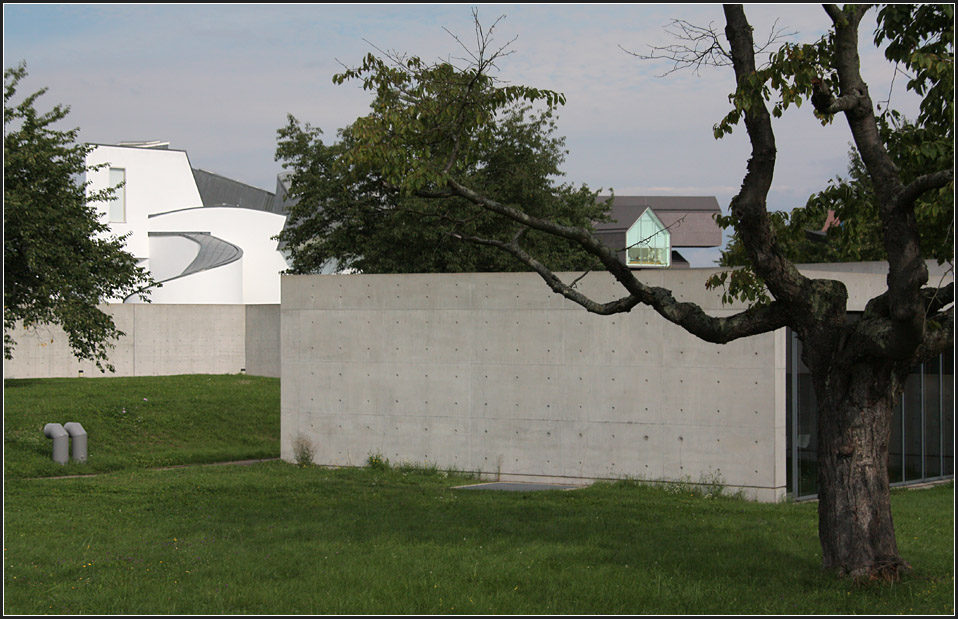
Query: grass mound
3 374 280 479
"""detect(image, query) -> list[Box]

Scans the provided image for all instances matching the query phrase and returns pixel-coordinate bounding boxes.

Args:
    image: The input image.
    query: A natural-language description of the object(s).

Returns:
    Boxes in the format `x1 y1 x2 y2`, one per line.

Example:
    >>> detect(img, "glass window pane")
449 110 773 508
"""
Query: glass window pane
108 168 125 223
797 351 818 497
903 369 923 481
924 357 941 478
786 334 793 495
943 352 954 476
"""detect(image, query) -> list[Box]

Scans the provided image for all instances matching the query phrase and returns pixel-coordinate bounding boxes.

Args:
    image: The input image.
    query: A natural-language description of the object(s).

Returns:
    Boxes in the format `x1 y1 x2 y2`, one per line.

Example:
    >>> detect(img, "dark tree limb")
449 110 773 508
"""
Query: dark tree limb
917 305 955 360
722 5 818 319
444 176 792 343
820 3 934 359
894 170 955 211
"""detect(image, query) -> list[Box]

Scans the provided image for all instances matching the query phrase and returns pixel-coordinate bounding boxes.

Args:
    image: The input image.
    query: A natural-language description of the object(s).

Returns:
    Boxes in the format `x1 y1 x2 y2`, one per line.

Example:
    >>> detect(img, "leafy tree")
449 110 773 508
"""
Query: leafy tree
4 63 153 371
718 127 954 270
322 5 952 579
276 102 608 274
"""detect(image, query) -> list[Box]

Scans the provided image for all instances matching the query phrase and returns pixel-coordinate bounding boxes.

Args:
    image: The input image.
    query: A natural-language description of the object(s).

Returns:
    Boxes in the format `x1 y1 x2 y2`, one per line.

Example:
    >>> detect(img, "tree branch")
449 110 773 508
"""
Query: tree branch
622 16 796 78
722 5 812 312
894 169 955 211
450 230 644 315
443 176 792 343
916 304 954 361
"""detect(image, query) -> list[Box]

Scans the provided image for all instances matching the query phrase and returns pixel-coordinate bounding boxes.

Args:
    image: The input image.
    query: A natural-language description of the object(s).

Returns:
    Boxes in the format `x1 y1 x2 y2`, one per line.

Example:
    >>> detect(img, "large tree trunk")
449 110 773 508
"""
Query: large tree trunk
814 360 910 579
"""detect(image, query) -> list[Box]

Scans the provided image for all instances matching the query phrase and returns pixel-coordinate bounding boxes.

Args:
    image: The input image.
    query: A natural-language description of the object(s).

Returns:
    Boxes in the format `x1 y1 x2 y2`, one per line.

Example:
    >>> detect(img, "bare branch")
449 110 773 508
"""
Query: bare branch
442 10 516 76
622 17 796 77
451 230 644 315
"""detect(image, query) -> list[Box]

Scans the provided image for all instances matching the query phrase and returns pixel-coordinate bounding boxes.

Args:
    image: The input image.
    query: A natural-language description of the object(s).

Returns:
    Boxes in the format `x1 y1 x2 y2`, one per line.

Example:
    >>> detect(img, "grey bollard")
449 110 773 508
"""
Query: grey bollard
43 423 69 465
64 422 88 463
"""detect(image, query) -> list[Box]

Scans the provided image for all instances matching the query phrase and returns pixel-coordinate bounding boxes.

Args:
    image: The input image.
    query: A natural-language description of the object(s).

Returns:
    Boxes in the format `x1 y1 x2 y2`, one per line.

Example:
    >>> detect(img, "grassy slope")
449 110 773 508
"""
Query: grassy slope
3 375 280 478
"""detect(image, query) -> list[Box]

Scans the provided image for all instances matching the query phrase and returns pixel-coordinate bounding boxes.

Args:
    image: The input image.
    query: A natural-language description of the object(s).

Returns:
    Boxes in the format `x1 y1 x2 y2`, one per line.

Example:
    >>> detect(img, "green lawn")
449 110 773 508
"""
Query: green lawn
3 375 954 614
3 374 280 478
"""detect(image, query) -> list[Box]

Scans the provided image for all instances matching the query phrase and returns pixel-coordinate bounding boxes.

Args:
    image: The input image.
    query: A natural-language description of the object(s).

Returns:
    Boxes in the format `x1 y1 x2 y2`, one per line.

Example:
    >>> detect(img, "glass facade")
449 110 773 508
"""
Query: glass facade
626 209 670 268
786 328 954 499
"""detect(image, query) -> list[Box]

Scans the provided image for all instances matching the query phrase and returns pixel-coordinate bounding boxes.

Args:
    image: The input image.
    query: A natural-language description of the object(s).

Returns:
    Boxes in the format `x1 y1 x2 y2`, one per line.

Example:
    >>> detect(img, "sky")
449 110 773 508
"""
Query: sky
3 3 922 266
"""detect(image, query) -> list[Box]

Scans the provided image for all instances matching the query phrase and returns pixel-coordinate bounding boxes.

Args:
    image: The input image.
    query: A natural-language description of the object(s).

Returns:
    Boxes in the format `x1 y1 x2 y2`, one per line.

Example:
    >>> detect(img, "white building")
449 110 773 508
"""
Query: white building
85 141 290 304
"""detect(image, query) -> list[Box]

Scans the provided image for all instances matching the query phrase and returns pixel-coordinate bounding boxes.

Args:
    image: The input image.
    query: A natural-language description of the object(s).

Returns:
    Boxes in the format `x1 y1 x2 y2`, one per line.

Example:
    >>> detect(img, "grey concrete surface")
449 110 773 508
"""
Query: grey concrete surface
280 270 788 501
3 304 280 379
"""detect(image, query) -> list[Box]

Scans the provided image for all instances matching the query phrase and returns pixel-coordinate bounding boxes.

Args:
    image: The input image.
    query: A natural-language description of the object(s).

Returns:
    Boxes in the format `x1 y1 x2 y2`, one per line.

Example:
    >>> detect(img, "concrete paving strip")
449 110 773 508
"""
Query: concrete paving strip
28 458 280 480
452 482 585 492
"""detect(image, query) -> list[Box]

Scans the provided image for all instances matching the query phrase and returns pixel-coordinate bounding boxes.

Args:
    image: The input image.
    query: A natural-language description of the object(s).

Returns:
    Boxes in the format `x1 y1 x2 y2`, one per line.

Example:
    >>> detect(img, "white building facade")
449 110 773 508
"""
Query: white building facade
85 142 290 304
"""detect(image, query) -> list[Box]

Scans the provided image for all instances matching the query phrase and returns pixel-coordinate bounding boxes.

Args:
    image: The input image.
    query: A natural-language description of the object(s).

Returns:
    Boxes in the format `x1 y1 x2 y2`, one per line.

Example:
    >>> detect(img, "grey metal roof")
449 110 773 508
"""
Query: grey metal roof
592 196 723 251
192 168 278 214
594 196 721 233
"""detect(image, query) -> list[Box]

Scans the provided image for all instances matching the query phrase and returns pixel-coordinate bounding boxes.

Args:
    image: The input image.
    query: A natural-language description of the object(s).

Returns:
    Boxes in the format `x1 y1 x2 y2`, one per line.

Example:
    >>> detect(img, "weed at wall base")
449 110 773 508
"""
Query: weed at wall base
291 432 316 467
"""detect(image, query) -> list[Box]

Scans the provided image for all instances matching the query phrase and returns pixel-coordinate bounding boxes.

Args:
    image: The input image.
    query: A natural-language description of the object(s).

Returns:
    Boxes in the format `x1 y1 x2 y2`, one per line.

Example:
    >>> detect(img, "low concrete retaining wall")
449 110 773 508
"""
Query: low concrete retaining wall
3 304 280 378
281 271 787 501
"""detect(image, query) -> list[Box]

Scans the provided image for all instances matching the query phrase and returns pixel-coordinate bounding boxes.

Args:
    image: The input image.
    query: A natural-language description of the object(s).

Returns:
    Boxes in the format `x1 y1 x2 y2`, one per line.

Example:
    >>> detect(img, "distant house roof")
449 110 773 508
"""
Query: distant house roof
594 196 722 249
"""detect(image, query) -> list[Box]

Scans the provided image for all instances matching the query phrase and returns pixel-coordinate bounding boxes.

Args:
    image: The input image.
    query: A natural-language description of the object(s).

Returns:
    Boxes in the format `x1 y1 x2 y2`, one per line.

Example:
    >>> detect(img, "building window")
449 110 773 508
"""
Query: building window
626 209 671 268
107 168 126 223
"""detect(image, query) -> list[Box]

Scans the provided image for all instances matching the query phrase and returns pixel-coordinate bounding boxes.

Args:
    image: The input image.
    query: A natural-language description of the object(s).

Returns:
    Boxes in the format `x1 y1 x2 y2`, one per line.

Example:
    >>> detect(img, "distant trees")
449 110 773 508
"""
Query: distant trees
4 63 153 371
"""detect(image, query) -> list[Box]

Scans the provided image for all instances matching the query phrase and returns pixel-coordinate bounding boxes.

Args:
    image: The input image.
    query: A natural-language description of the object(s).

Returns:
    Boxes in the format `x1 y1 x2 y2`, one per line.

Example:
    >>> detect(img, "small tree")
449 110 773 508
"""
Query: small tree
4 63 153 371
303 6 953 579
276 103 608 274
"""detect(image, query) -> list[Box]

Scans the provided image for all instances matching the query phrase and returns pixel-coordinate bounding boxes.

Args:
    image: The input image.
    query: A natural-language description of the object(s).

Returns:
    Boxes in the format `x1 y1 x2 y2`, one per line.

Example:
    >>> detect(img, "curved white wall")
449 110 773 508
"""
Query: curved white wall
149 207 288 304
86 143 290 305
86 145 203 260
148 235 201 282
146 259 244 304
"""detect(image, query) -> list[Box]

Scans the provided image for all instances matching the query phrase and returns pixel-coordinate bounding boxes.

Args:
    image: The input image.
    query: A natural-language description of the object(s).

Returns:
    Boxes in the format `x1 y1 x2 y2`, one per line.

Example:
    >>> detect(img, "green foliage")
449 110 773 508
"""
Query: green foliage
330 50 565 193
714 31 839 139
365 451 391 471
710 5 954 305
718 129 954 271
291 432 316 467
876 4 954 140
276 16 608 276
4 63 154 371
276 104 608 274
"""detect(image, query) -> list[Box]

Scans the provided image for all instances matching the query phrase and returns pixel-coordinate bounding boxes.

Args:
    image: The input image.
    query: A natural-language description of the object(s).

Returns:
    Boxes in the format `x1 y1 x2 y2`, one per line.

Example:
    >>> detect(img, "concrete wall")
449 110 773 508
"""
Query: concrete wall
280 271 787 501
245 304 282 378
3 304 281 379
